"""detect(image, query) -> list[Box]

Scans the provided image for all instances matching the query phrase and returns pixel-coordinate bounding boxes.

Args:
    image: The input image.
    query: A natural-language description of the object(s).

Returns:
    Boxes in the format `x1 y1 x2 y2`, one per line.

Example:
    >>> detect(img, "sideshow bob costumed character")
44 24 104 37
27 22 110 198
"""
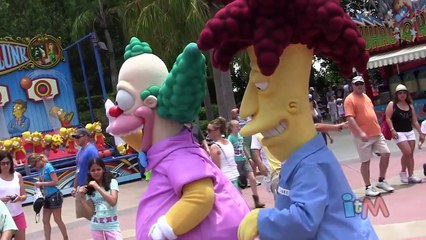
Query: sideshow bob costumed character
198 0 378 239
105 38 249 240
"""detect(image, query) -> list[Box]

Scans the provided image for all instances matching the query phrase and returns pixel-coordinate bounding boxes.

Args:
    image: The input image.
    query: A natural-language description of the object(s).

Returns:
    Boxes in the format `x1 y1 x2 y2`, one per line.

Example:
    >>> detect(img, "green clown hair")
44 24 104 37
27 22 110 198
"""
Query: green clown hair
141 86 161 100
124 37 152 60
157 43 206 123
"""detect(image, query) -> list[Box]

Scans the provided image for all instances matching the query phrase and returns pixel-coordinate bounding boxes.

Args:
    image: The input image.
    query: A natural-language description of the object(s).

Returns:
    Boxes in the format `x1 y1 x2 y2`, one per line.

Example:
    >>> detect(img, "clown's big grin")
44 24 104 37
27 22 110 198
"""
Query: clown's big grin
261 121 287 138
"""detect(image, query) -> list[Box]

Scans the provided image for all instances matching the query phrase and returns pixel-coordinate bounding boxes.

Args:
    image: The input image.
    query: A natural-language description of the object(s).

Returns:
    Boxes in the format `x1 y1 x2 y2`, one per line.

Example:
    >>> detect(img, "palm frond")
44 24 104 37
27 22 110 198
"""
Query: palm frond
71 10 97 40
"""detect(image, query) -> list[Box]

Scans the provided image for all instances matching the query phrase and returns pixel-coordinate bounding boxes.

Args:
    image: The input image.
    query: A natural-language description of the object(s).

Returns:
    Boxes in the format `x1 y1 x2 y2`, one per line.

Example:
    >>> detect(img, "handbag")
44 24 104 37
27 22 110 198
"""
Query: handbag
33 187 44 223
75 191 94 221
380 114 392 140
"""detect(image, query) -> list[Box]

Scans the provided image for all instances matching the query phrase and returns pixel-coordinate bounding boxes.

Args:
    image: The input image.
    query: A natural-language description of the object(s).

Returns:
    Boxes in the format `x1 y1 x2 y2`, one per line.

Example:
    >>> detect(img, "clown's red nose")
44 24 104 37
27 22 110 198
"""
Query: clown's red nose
109 106 123 117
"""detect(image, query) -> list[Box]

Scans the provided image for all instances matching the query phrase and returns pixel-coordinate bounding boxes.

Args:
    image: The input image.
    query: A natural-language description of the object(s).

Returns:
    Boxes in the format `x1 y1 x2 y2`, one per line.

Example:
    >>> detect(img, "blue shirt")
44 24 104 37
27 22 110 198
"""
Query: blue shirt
258 134 378 240
75 143 98 186
38 163 59 197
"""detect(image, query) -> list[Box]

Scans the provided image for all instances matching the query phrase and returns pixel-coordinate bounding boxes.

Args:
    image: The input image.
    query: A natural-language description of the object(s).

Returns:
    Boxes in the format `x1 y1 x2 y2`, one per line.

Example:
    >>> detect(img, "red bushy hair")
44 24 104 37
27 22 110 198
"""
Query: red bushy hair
198 0 369 77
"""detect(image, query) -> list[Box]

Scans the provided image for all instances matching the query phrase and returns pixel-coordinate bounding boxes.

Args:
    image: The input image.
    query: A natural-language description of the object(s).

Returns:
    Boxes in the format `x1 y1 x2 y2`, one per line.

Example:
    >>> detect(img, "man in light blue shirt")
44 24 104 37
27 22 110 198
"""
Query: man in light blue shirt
258 134 378 239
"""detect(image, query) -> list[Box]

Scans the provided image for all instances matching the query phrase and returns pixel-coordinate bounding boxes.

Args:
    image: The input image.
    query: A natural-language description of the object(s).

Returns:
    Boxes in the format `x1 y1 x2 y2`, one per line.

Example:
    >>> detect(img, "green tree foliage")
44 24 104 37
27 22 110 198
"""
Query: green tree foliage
122 0 210 68
70 0 124 91
0 0 74 45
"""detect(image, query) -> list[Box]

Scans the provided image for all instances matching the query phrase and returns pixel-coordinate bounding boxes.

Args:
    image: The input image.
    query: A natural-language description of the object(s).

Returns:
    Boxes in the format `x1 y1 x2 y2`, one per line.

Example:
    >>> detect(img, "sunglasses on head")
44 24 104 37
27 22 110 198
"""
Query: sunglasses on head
354 82 364 86
0 161 10 166
73 135 83 139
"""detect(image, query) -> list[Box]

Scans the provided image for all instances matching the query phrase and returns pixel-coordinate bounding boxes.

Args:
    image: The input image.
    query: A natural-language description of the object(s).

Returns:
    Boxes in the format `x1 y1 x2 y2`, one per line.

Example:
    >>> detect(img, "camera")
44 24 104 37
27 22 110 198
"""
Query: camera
8 194 18 201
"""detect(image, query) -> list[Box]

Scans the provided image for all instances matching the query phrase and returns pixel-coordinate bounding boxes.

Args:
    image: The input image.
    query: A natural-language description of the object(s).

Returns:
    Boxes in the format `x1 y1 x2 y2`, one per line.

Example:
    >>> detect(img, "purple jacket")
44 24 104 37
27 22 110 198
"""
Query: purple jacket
136 129 249 239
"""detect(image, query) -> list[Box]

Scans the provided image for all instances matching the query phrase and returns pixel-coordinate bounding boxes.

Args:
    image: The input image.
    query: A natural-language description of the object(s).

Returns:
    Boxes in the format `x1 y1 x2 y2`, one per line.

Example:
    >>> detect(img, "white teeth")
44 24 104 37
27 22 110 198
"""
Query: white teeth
255 82 268 91
261 121 287 138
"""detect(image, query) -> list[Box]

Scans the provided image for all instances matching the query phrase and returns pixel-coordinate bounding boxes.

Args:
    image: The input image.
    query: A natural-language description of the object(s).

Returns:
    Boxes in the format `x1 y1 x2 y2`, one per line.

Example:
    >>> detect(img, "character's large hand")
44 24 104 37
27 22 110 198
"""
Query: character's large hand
148 215 177 240
238 209 260 240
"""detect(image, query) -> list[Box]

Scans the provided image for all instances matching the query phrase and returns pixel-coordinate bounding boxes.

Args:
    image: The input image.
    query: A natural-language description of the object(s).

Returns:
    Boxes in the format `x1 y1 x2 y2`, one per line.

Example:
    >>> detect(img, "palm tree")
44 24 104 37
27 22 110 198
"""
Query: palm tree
70 0 122 91
122 0 236 120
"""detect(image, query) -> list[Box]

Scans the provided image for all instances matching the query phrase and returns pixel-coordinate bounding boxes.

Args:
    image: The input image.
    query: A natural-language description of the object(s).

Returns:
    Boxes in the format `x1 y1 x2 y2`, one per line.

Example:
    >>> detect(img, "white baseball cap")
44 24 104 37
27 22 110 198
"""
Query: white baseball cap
395 84 408 92
352 76 364 84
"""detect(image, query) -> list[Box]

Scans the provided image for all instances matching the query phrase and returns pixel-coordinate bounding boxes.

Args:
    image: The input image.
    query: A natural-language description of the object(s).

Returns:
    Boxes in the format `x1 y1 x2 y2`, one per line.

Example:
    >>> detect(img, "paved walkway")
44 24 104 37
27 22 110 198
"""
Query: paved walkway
25 129 426 239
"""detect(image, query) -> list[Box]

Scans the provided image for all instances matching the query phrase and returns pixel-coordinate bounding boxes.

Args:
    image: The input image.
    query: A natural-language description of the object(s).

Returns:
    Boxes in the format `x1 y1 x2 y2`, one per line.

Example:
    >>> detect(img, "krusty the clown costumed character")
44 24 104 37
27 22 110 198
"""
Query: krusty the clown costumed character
106 38 249 239
198 0 378 239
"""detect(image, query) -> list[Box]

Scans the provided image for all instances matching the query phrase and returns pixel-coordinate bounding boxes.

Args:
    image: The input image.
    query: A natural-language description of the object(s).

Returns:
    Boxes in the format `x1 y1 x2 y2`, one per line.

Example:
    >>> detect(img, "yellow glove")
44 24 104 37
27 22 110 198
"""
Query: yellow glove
238 209 260 240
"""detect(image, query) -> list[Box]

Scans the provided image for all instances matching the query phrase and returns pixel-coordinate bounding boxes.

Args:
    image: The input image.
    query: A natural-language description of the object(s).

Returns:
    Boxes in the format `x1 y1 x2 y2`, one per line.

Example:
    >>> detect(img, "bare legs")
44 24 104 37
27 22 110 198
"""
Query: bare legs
379 153 390 179
397 140 416 176
360 161 371 185
360 152 390 185
43 208 69 240
14 229 25 240
247 172 259 196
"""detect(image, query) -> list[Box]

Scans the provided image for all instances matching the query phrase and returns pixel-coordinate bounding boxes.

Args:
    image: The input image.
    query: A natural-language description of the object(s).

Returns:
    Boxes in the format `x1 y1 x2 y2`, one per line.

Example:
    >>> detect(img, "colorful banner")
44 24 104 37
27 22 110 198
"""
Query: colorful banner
353 1 426 53
0 34 78 138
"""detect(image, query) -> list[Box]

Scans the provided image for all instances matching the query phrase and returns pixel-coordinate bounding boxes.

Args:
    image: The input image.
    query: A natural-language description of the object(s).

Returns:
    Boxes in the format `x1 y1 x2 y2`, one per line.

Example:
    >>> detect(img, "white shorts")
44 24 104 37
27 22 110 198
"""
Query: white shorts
395 130 416 143
354 135 390 163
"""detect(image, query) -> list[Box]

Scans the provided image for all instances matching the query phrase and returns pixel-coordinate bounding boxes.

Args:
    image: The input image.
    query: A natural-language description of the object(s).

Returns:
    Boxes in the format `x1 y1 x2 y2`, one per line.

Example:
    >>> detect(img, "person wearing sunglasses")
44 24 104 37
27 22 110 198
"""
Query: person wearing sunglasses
385 84 423 183
0 152 27 240
207 117 240 190
344 76 394 197
28 153 68 240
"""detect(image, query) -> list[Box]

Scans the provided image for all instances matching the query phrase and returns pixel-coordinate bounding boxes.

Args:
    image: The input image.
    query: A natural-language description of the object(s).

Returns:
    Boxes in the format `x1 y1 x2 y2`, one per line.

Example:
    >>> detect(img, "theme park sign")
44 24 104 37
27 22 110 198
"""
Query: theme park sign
0 34 64 75
353 5 426 53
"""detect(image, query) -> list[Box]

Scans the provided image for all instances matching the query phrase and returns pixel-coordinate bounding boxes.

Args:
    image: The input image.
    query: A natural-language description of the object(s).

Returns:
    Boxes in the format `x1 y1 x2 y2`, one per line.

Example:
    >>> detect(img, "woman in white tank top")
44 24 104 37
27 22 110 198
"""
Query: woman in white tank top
0 152 27 240
207 117 240 188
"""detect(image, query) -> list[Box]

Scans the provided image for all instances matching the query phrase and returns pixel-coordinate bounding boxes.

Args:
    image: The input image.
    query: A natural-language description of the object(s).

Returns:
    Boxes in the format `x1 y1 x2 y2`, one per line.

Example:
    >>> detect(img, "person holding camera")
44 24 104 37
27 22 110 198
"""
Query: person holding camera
77 158 122 239
28 153 68 240
0 152 27 240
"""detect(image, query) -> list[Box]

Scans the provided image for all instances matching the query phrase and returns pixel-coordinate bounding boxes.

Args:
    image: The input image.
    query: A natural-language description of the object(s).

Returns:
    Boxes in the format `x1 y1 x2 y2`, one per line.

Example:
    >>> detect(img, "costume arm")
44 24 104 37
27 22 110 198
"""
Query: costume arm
258 166 328 239
0 202 17 236
165 178 215 236
239 165 328 240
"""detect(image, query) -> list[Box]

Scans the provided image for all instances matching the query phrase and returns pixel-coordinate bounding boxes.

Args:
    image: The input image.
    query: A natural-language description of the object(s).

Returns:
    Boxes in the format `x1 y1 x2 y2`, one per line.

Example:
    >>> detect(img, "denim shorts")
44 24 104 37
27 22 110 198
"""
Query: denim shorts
44 191 63 209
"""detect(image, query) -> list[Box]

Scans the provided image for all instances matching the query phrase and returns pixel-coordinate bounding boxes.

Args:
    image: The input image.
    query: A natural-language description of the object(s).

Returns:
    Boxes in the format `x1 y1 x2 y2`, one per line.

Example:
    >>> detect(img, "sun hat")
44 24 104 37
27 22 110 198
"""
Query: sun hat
395 84 408 92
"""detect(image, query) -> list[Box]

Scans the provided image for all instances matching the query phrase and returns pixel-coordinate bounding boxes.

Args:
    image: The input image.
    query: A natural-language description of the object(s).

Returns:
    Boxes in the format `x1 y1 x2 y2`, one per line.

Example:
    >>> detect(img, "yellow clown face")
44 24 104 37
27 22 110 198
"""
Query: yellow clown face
240 44 316 161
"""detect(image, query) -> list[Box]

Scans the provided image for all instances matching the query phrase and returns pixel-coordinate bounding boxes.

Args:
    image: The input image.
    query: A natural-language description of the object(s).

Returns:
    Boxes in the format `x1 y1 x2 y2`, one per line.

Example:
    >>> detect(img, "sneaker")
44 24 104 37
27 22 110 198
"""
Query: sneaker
365 186 381 197
408 175 422 183
400 172 408 183
376 181 395 192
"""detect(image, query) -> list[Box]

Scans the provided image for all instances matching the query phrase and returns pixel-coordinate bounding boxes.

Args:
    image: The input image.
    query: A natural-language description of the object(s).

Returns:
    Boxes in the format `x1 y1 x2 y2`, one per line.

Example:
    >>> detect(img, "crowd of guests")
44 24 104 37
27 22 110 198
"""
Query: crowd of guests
0 128 120 240
344 76 424 197
2 77 426 239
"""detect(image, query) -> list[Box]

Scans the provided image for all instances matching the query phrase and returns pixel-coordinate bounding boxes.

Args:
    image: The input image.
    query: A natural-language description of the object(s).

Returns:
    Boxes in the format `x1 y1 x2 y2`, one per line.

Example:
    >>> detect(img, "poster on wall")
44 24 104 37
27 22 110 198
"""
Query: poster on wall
0 34 79 139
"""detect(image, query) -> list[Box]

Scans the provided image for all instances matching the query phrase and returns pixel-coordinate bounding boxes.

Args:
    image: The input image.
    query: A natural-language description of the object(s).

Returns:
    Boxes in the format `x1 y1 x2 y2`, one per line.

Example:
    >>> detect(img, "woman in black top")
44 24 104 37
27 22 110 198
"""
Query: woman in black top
385 84 424 183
